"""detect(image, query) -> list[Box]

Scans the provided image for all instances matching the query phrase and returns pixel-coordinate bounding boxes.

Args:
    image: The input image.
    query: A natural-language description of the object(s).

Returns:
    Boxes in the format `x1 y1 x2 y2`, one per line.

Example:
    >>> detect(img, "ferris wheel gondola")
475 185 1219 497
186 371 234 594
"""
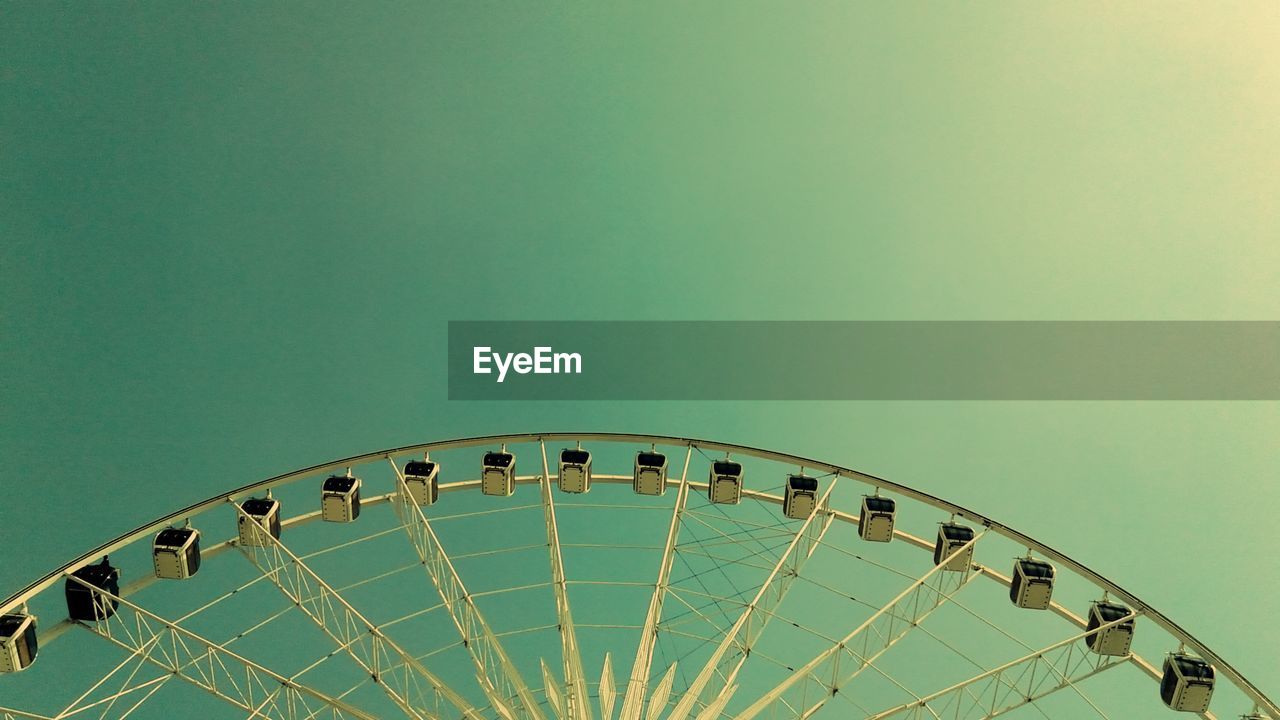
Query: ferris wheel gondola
0 613 37 673
558 447 592 494
403 458 440 506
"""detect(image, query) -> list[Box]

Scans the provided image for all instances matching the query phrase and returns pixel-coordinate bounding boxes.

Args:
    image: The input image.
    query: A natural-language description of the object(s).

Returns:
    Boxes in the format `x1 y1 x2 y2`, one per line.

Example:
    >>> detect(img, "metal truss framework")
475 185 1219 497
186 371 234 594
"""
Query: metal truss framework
864 613 1142 720
666 480 839 720
2 710 54 720
732 532 986 720
598 653 617 720
231 501 480 720
51 636 177 720
388 458 547 720
4 479 1248 720
619 445 694 720
537 441 593 720
62 575 378 720
2 434 1273 720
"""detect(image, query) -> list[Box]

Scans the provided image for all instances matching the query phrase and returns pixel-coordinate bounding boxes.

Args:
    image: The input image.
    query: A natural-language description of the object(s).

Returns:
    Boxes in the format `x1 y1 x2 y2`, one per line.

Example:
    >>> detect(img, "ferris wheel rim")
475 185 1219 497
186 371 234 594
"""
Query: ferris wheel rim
1 431 1274 718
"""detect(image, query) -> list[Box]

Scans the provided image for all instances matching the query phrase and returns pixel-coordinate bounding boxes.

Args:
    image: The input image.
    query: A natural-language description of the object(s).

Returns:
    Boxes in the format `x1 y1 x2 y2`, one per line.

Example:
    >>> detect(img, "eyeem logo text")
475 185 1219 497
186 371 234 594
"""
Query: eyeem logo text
473 346 583 383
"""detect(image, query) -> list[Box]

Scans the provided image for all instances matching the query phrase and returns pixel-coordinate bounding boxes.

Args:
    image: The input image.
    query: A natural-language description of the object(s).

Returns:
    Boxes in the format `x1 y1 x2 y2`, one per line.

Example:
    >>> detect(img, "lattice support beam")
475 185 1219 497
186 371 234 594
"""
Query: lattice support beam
388 458 546 720
2 709 56 720
733 531 986 720
64 575 378 720
618 445 694 720
232 502 478 720
538 441 593 720
599 653 617 720
864 612 1142 719
53 639 174 720
666 479 840 720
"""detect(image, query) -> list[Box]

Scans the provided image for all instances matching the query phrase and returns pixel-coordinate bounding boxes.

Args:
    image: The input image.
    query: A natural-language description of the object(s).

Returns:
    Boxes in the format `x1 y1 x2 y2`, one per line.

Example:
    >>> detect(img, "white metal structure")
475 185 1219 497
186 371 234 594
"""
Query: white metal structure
0 433 1273 720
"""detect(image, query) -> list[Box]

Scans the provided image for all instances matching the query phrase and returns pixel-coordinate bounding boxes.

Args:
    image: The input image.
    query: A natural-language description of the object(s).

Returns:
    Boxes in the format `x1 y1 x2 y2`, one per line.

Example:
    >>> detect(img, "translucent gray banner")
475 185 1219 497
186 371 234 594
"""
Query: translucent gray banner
448 321 1278 400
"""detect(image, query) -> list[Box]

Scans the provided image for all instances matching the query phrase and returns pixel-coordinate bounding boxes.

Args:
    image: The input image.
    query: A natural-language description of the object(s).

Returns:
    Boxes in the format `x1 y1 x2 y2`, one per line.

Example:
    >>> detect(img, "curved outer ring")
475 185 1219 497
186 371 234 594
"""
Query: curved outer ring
2 432 1274 717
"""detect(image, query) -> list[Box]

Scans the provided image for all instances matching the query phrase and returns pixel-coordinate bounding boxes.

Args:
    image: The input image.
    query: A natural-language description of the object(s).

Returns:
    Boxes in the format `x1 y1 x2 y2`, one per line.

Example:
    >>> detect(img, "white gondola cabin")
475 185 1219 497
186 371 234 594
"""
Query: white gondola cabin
322 473 361 523
558 448 592 494
1010 558 1055 609
65 558 119 622
482 451 516 496
403 459 440 506
0 614 37 673
783 475 819 519
1085 601 1135 656
933 523 976 571
858 496 896 542
238 497 282 547
634 451 668 496
153 527 201 580
1161 654 1215 712
708 461 743 505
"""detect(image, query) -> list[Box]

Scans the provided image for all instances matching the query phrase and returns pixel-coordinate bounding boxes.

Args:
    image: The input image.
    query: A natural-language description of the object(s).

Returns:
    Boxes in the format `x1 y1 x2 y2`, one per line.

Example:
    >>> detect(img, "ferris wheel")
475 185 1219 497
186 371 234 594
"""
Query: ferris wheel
1 433 1274 720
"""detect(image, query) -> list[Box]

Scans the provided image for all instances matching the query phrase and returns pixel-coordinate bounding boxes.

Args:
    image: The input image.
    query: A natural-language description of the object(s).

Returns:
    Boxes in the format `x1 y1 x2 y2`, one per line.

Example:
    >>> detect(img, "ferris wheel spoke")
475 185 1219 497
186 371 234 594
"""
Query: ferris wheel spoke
876 572 1115 718
674 517 795 579
101 674 171 720
599 652 618 720
231 501 479 720
905 594 1119 716
53 674 172 720
1 709 55 720
619 445 693 720
660 627 800 683
52 637 173 720
678 509 795 551
731 532 986 720
539 440 593 720
673 539 800 577
859 612 1142 720
62 574 380 720
659 586 746 641
387 459 547 720
52 630 161 719
679 513 799 555
665 479 840 720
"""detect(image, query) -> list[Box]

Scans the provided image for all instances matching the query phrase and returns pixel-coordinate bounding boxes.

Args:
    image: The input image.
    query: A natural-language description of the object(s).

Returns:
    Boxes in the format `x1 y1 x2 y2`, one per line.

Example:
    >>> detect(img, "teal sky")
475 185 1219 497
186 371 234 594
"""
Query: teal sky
2 0 1277 708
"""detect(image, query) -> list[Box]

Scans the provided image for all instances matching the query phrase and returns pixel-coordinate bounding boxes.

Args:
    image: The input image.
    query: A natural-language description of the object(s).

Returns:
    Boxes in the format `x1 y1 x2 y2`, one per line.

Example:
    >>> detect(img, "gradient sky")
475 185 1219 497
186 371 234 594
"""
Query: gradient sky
2 0 1277 706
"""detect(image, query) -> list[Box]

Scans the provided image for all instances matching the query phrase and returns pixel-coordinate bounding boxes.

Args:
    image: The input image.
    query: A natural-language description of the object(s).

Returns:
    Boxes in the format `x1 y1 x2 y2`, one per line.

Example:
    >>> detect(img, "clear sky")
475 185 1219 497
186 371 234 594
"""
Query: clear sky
2 0 1277 710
